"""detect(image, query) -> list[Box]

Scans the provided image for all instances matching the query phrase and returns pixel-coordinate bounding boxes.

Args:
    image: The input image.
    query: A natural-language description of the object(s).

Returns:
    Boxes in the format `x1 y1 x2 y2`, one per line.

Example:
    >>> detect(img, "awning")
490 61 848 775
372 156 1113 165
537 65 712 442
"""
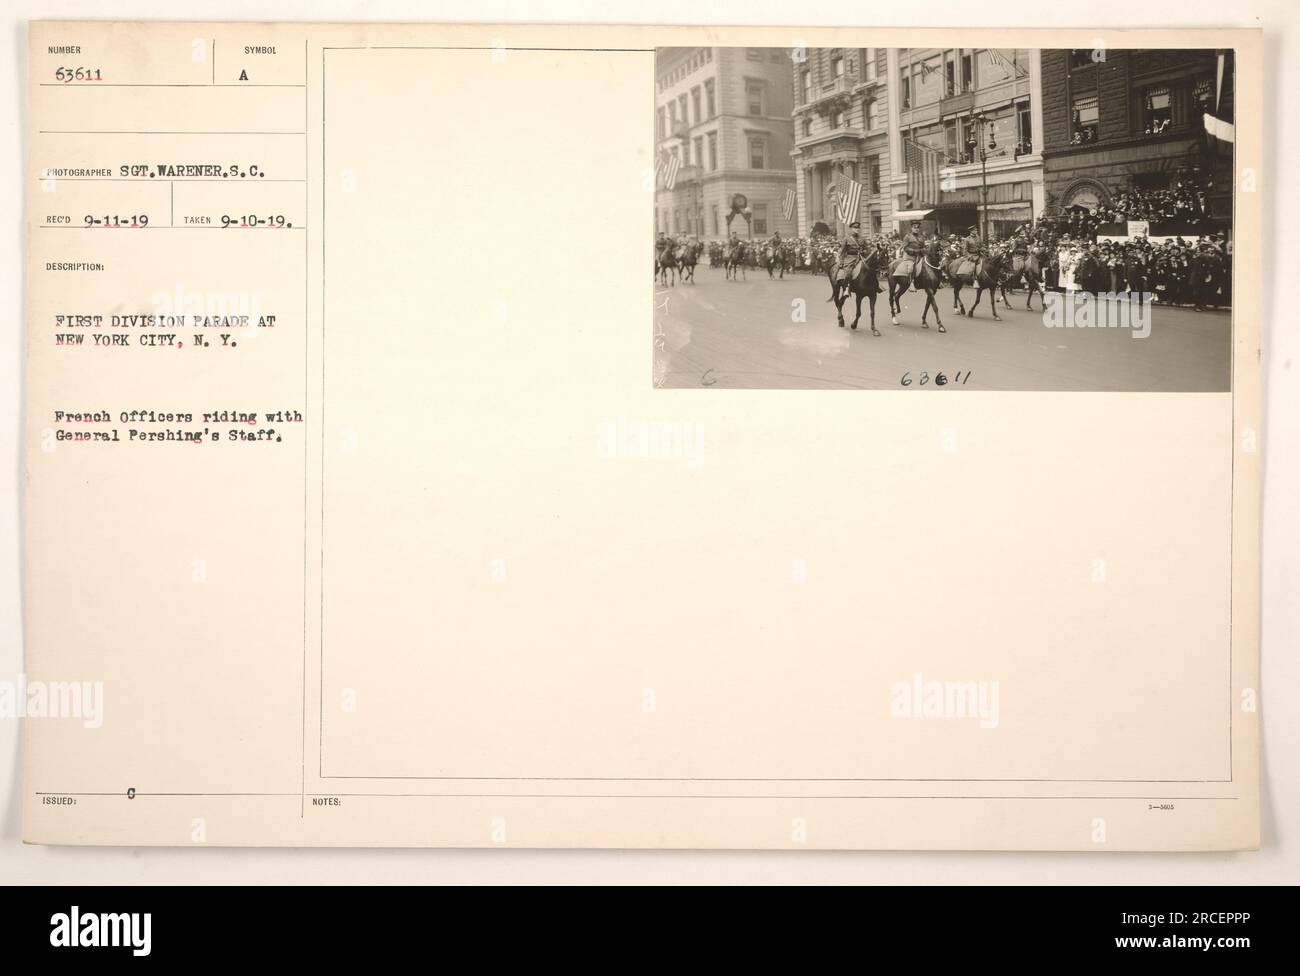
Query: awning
893 209 935 221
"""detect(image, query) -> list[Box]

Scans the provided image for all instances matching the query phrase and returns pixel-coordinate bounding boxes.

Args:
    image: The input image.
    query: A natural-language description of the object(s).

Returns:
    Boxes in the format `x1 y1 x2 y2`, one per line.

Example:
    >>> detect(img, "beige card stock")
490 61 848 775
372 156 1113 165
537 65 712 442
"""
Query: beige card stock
22 23 1260 849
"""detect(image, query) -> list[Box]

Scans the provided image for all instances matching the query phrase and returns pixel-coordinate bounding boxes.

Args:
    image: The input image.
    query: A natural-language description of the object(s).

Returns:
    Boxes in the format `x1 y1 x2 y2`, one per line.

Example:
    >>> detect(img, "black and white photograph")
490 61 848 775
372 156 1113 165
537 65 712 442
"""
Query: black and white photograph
653 46 1235 390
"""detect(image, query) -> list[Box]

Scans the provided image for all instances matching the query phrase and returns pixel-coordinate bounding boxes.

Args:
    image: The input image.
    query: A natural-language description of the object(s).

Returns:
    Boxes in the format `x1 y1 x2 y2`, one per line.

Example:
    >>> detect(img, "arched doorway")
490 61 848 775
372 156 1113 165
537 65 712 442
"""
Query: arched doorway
1060 178 1110 212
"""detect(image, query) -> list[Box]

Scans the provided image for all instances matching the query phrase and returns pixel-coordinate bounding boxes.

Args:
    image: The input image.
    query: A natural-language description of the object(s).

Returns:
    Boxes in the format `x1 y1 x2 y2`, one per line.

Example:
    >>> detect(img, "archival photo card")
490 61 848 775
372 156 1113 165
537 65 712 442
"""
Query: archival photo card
652 46 1235 391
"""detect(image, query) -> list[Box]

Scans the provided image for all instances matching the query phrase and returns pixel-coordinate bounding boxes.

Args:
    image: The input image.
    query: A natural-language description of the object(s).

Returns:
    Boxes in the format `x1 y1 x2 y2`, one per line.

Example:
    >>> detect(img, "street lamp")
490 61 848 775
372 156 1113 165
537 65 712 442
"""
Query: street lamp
966 110 1001 241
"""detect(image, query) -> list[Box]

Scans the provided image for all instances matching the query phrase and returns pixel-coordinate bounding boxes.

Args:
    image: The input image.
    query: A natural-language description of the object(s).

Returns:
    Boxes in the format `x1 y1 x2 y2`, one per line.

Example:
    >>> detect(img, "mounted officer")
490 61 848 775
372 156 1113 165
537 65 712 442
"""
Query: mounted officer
899 220 927 287
836 221 869 283
726 228 745 262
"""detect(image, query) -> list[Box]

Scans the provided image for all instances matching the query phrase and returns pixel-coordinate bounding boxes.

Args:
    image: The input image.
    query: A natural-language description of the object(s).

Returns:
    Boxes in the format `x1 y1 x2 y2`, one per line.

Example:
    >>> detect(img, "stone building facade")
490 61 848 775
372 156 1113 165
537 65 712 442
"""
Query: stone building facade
1039 48 1233 220
789 47 892 236
653 47 797 241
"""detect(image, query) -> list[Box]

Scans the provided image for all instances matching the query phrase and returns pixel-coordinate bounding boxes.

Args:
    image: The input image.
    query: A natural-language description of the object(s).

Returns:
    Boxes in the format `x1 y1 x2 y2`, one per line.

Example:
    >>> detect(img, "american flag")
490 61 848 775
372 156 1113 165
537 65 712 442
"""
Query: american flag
986 49 1028 80
658 150 682 191
904 139 943 208
834 173 862 226
781 186 796 221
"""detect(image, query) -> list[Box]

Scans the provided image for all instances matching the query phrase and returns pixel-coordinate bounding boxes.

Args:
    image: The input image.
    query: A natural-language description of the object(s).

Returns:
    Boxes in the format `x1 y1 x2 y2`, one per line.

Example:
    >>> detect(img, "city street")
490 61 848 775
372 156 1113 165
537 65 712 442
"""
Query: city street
655 266 1232 391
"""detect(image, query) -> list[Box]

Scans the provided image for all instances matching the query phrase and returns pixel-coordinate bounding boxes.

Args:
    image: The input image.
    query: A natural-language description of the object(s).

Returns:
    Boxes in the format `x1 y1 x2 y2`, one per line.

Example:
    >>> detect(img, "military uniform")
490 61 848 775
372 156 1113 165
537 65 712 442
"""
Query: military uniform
726 233 745 262
836 222 868 281
897 223 926 284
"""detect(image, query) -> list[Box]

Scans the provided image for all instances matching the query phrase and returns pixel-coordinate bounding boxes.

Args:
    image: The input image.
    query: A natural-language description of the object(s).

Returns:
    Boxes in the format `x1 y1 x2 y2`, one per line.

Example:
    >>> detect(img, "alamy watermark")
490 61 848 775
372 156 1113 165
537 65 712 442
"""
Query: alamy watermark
1042 291 1154 339
595 415 705 468
890 673 1000 729
0 675 104 728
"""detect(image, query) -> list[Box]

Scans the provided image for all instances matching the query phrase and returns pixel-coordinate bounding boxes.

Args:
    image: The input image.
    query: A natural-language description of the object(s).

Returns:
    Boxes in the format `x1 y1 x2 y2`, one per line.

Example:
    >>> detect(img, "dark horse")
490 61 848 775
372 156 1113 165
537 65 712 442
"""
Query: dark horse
1009 244 1047 311
887 240 948 333
949 249 1008 319
724 241 747 281
676 240 703 284
826 242 888 334
760 242 790 279
655 245 679 287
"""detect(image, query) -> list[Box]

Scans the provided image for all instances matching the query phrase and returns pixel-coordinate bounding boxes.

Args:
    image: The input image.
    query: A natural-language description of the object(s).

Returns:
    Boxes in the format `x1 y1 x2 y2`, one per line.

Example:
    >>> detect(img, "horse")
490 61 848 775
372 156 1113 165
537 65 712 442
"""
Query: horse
949 249 1008 319
676 241 703 284
759 242 786 280
827 242 888 334
655 246 679 287
724 241 748 281
1012 245 1048 311
887 240 948 332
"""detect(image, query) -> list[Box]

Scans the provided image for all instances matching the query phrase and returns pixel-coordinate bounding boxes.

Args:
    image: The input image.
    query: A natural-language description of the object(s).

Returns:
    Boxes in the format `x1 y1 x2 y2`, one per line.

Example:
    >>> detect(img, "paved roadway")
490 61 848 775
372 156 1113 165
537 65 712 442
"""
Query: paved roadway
655 265 1232 391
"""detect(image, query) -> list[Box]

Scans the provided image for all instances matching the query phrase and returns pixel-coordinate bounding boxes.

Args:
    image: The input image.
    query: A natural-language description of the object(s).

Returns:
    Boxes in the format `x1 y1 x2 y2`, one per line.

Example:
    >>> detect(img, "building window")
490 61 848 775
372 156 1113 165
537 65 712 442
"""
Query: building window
867 157 880 194
960 52 974 92
692 87 702 124
753 203 768 235
865 47 877 80
705 79 716 118
707 131 718 170
1017 102 1033 155
748 136 766 169
672 209 679 233
657 107 666 141
746 79 765 116
871 212 882 233
711 205 719 236
668 101 677 129
831 108 845 129
832 54 844 79
863 97 877 130
1143 85 1172 135
802 116 812 137
1068 49 1094 68
801 70 811 104
693 136 703 169
900 74 911 108
959 116 975 162
1071 94 1098 144
1193 77 1214 116
678 94 689 127
945 57 956 97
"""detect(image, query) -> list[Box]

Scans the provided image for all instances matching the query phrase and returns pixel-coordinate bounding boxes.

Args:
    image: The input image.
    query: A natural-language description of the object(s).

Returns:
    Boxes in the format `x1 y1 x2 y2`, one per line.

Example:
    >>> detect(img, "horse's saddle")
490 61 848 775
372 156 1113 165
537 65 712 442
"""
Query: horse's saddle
955 257 977 278
836 258 864 282
890 256 918 277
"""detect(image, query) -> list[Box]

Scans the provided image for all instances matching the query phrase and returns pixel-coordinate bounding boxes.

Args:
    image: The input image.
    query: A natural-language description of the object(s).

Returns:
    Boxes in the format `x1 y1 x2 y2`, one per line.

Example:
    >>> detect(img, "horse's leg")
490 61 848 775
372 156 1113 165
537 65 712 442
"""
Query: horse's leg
929 288 946 333
834 287 847 328
850 290 863 330
989 280 1002 320
867 291 880 336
